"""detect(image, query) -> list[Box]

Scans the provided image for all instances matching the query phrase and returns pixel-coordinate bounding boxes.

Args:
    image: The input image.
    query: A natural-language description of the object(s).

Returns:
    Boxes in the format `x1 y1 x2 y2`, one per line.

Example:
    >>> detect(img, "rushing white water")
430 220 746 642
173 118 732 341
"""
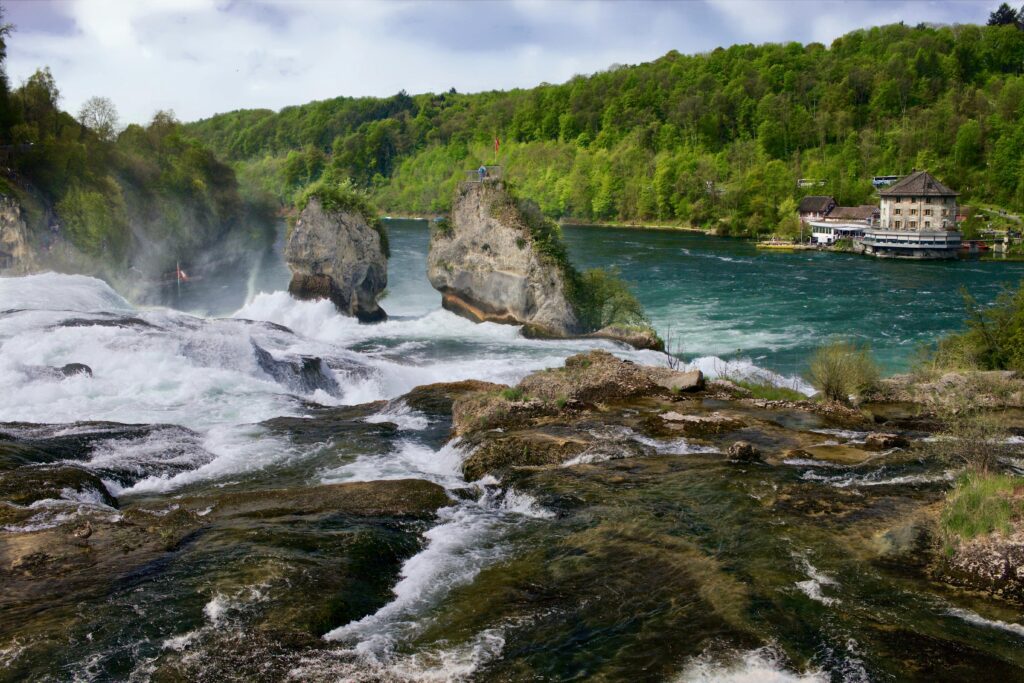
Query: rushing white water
947 608 1024 638
0 271 824 679
794 555 841 606
675 646 827 683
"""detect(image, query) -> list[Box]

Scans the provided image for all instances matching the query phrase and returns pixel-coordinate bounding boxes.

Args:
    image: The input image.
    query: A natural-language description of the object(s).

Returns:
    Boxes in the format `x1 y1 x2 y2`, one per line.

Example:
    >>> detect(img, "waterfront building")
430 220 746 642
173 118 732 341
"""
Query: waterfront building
798 195 835 223
809 205 878 245
859 171 961 259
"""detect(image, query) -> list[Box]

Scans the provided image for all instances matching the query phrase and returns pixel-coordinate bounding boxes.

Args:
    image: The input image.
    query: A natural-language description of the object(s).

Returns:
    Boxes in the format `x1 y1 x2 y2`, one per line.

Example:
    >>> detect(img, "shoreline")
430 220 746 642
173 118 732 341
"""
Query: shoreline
558 218 715 235
380 213 718 236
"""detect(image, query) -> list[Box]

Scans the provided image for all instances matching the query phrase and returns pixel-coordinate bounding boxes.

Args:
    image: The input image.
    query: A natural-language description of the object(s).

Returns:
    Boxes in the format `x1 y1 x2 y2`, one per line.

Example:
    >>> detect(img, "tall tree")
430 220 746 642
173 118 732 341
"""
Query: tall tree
989 3 1019 26
78 96 119 142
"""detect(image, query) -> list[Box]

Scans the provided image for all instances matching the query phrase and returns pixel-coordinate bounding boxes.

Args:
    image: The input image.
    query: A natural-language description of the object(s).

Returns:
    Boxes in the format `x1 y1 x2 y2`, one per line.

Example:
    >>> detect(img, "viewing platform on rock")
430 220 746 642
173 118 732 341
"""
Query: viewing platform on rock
463 165 503 184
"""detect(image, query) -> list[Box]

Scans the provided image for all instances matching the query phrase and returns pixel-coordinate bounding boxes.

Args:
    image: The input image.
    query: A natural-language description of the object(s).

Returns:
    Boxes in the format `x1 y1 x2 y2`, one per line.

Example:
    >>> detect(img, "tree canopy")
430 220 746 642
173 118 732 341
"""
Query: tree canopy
187 15 1024 237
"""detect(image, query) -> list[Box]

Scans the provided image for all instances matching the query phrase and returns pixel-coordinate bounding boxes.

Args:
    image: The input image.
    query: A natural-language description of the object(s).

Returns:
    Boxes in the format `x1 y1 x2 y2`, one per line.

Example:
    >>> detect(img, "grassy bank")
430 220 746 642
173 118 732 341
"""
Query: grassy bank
942 471 1023 541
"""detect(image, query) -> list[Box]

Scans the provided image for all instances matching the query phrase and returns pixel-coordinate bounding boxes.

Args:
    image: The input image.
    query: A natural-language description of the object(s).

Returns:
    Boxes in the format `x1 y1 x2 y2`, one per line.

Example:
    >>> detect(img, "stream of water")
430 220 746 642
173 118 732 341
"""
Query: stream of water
2 221 1023 681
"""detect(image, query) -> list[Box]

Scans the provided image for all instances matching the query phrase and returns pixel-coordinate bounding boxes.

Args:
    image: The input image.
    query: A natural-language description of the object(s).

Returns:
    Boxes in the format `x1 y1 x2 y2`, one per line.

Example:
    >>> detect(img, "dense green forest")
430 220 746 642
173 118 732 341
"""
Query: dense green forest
0 14 274 278
188 14 1024 237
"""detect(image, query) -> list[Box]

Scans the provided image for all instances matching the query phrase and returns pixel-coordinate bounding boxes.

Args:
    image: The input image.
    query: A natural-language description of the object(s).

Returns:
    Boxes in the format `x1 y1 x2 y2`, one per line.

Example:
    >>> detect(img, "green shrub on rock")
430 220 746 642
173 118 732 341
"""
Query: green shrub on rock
807 341 880 404
297 176 389 257
933 282 1024 371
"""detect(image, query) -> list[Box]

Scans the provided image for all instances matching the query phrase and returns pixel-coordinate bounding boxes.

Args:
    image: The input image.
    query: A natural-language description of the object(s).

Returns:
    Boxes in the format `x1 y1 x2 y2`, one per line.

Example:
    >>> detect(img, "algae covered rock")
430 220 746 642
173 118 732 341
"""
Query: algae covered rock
451 351 704 436
864 432 911 450
518 350 668 403
189 479 450 519
402 380 508 417
727 441 762 462
936 530 1024 604
285 192 388 322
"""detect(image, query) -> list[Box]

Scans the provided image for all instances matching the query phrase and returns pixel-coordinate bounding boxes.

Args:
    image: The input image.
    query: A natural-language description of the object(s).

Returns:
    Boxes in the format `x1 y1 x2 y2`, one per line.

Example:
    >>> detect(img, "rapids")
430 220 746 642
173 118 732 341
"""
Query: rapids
2 222 1024 681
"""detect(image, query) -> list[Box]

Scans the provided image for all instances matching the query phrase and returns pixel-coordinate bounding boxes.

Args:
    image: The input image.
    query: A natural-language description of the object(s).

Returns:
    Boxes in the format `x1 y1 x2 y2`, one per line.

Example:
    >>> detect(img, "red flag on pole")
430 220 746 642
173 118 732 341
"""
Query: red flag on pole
494 137 500 153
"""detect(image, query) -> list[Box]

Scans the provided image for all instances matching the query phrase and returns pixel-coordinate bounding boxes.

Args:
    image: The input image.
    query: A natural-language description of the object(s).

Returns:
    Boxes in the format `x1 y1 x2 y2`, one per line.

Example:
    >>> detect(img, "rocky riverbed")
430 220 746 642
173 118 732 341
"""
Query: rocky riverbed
4 341 1024 680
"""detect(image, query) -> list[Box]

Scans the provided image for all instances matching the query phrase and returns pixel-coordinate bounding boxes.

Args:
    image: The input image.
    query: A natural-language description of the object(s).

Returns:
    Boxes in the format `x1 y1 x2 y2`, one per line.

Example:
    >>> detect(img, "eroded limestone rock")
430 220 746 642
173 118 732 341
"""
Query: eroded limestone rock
285 197 387 322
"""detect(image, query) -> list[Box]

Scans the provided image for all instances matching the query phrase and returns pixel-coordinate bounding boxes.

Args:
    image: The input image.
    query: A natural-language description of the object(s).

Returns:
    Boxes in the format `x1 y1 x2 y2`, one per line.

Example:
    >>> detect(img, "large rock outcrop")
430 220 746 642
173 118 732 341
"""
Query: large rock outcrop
285 197 387 322
427 181 581 337
0 196 37 275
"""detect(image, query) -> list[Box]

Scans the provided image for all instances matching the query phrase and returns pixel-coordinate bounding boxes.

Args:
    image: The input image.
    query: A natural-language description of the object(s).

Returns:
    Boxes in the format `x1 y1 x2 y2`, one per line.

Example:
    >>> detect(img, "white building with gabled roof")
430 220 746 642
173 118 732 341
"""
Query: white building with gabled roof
859 171 961 259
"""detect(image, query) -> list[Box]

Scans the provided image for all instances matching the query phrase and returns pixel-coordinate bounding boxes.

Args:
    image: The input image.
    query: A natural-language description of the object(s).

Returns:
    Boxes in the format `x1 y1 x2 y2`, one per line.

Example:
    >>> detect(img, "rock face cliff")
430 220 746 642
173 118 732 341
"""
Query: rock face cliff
285 197 388 322
427 181 581 338
0 196 37 275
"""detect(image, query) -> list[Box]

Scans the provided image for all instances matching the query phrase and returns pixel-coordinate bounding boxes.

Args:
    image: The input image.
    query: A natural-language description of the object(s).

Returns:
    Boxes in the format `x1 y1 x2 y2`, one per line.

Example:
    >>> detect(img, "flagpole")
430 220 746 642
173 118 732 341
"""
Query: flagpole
176 260 181 300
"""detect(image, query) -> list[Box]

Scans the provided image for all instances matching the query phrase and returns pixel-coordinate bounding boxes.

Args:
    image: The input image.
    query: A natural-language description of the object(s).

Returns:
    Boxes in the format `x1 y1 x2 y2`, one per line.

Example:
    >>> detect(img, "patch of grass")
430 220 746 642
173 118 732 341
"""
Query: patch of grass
500 387 525 402
807 341 880 404
297 176 389 257
941 471 1023 541
555 397 568 409
731 380 806 402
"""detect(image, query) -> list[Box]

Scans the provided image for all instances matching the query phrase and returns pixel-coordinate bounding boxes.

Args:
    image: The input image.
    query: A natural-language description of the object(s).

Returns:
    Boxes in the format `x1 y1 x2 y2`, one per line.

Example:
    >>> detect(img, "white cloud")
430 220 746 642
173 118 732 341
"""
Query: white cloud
3 0 993 125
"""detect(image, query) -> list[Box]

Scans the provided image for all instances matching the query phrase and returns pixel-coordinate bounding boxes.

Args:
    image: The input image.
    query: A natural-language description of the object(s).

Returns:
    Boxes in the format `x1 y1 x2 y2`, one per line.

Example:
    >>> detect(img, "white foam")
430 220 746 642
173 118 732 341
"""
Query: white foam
675 646 827 683
0 272 134 314
688 355 814 396
321 439 468 488
323 502 509 654
113 425 297 496
800 468 954 489
366 402 430 431
322 480 553 659
794 555 841 606
289 627 506 681
947 607 1024 638
488 487 555 519
203 595 229 624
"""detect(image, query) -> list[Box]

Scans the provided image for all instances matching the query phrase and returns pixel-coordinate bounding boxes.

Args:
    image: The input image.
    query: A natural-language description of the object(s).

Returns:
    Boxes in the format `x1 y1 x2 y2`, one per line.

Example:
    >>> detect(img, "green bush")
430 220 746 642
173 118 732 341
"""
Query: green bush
56 180 129 258
941 471 1022 541
806 341 880 404
297 176 389 257
573 267 650 331
932 282 1024 371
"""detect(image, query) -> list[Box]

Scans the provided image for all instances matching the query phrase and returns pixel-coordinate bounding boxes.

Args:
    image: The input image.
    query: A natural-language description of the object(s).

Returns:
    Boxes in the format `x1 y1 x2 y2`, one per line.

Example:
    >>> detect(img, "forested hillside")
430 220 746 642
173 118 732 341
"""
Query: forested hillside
0 17 274 286
188 17 1024 237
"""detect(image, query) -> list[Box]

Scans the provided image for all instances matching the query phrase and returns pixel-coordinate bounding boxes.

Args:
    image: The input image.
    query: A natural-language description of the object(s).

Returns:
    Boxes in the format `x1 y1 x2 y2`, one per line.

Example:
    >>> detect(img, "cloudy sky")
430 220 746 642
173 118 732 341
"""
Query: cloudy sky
4 0 995 124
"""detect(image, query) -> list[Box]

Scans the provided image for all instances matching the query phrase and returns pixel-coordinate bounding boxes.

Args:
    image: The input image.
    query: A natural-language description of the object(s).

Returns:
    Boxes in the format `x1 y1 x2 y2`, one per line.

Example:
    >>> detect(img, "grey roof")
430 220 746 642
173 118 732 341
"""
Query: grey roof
879 170 958 197
827 205 878 221
798 195 835 213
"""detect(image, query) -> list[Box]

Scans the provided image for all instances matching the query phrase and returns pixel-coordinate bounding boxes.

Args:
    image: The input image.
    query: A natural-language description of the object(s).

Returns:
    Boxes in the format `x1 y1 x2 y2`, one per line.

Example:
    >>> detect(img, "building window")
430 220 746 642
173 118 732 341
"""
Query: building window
924 209 932 216
941 209 947 216
909 221 917 228
894 208 901 215
910 209 917 215
925 221 931 228
894 220 901 229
